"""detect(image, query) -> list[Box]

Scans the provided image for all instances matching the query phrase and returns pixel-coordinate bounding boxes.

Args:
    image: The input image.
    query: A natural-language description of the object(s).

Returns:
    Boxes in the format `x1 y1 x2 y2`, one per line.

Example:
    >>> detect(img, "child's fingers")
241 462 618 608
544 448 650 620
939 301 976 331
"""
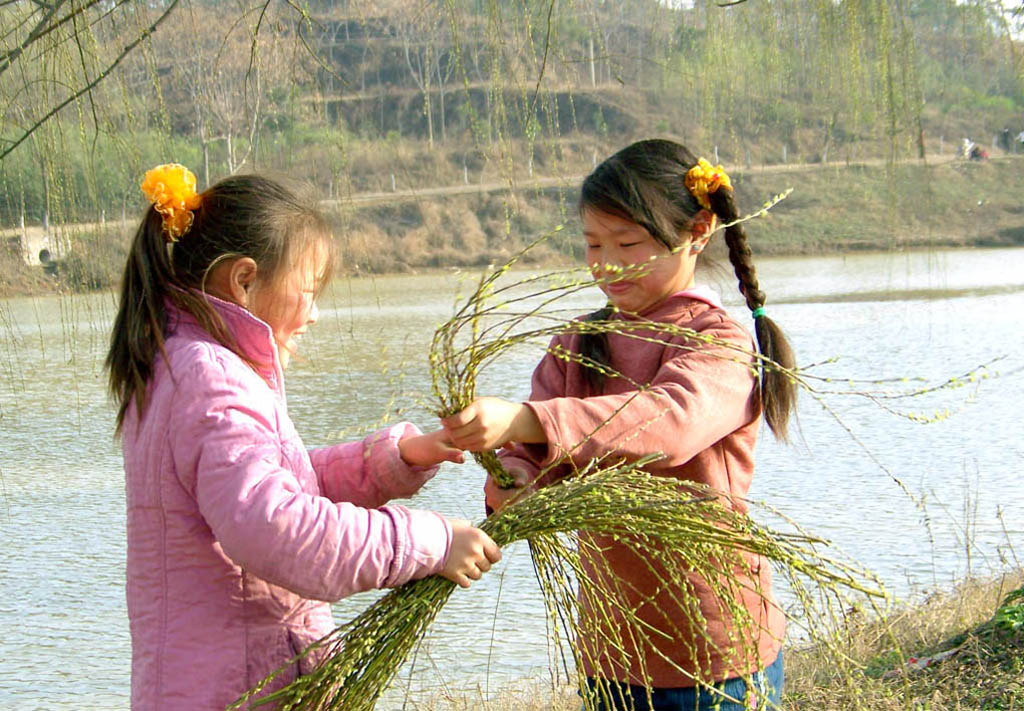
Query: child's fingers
429 430 468 461
483 539 501 564
453 563 482 588
443 448 465 464
445 422 469 439
440 560 475 588
446 423 486 451
440 421 468 445
434 429 456 446
441 405 478 430
484 476 529 512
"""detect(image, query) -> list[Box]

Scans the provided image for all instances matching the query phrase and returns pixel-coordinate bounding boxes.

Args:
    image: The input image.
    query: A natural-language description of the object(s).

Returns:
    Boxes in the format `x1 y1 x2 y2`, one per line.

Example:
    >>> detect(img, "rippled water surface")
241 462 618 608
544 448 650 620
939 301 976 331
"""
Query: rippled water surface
1 247 1022 709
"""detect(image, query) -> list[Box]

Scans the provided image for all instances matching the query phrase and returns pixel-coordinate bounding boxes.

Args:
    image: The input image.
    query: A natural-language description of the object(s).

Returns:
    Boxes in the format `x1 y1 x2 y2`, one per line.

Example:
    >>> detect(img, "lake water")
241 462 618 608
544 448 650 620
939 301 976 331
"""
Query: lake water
1 247 1023 709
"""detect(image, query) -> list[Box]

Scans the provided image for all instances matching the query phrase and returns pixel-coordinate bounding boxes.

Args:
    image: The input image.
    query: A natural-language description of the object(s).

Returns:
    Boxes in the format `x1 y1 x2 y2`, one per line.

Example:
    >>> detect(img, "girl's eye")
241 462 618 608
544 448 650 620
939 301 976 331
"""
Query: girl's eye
620 242 642 248
585 243 600 250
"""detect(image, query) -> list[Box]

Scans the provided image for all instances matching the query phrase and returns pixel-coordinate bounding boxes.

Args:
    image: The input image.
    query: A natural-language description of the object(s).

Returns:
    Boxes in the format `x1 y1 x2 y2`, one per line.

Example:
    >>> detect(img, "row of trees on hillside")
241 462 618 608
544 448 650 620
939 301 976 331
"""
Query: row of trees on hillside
1 0 1021 229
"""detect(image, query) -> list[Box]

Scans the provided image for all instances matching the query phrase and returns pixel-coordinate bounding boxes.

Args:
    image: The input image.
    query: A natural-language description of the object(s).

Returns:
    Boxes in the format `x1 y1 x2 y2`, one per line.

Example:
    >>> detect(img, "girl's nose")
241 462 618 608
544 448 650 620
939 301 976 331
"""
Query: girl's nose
591 260 615 278
599 255 630 275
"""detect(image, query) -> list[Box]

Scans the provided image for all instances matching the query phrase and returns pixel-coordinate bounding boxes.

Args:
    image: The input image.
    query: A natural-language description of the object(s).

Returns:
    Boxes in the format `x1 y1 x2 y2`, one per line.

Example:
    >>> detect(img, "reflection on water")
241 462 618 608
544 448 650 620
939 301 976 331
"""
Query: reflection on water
1 247 1023 709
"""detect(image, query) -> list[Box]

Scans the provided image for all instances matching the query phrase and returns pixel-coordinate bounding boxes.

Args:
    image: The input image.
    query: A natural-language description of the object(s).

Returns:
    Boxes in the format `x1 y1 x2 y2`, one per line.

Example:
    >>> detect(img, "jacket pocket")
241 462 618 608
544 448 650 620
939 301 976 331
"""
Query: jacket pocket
289 625 330 677
245 626 300 703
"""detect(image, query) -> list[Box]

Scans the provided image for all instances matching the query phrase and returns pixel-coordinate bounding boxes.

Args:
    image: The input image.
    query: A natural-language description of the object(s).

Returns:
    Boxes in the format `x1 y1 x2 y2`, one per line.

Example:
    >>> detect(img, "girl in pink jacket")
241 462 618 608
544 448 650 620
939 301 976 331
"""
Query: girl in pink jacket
443 140 797 710
106 165 500 711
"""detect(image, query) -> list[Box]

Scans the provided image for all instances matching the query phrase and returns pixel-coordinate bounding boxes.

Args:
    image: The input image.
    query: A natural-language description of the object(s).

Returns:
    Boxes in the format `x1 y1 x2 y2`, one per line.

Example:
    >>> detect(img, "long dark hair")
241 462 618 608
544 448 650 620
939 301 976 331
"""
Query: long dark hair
106 173 335 435
577 138 797 440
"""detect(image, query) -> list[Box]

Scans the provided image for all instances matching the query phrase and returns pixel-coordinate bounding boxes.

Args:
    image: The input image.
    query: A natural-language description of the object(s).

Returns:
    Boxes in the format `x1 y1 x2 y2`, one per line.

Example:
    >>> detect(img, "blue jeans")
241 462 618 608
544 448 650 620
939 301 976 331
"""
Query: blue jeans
583 650 784 711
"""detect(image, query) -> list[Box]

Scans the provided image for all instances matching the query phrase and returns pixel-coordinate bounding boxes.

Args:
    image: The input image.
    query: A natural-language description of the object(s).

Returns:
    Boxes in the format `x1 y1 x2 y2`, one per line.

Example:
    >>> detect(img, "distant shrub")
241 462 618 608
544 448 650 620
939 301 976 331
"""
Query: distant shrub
54 230 129 292
972 94 1019 114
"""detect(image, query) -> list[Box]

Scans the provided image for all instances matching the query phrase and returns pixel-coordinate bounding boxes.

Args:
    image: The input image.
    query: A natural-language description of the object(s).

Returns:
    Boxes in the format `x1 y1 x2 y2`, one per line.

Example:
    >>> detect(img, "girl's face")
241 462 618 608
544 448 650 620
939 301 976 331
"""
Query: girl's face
582 207 705 314
248 248 326 370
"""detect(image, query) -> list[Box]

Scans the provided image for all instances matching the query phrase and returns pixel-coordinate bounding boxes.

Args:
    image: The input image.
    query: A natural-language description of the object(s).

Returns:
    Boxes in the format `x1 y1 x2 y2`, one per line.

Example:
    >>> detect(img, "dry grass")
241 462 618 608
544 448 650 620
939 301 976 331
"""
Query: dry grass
5 156 1023 297
784 569 1024 710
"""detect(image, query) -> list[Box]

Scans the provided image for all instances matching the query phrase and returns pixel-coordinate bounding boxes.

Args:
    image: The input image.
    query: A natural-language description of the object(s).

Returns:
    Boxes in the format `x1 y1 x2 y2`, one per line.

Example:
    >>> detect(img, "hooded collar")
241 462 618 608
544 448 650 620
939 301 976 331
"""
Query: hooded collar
666 285 722 309
614 285 723 322
166 292 285 396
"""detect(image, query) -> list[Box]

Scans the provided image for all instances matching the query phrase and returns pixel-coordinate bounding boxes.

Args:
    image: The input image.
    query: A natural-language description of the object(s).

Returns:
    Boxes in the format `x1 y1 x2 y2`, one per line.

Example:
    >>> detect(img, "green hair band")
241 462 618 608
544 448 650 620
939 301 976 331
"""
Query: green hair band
751 306 766 319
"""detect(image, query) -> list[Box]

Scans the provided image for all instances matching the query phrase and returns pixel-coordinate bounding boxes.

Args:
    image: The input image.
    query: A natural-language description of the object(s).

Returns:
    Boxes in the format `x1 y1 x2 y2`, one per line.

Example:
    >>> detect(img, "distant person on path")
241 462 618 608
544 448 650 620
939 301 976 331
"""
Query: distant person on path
961 138 988 161
105 164 500 710
443 139 793 710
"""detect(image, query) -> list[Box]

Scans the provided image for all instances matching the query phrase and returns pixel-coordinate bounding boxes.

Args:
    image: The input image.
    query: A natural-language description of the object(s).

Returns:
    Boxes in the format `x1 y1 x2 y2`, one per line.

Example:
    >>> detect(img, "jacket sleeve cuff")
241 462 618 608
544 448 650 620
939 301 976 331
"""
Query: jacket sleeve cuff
362 422 442 502
382 505 452 587
523 400 570 469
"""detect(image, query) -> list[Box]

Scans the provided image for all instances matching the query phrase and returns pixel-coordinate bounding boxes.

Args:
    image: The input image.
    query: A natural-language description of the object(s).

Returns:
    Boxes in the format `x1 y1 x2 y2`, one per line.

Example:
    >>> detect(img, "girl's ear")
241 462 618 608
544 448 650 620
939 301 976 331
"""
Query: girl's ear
689 210 716 252
227 258 259 306
206 257 259 307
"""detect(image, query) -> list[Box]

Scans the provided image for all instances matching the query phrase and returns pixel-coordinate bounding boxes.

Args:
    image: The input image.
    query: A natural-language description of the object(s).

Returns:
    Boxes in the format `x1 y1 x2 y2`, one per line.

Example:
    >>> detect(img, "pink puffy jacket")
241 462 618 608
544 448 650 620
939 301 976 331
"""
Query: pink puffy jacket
121 295 452 710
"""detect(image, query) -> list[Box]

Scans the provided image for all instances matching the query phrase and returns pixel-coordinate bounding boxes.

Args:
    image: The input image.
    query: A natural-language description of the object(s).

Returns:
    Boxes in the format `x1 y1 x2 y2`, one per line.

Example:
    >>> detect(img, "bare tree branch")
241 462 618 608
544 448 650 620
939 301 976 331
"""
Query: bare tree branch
0 0 64 76
526 0 556 122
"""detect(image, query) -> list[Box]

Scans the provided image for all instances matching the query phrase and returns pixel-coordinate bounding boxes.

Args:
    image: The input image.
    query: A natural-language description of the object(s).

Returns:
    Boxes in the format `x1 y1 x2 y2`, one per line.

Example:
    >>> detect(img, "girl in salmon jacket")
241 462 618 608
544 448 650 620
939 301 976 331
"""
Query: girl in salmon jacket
106 165 500 711
442 139 797 710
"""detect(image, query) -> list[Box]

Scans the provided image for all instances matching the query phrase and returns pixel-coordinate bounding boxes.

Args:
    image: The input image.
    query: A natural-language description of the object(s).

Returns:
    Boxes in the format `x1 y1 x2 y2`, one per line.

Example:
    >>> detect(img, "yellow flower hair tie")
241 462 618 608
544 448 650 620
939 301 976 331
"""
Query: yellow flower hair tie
140 163 203 242
684 158 732 210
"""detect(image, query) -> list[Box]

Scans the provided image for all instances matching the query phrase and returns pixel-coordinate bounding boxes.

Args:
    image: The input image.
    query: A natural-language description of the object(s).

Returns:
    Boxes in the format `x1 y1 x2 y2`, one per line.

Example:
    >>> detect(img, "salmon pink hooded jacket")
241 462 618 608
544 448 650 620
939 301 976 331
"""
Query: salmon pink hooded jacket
497 288 785 688
121 295 452 710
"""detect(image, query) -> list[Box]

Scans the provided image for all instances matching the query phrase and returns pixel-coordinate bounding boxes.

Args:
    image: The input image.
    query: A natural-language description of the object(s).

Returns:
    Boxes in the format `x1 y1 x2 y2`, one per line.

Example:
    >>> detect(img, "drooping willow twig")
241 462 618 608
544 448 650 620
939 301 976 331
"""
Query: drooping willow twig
429 225 990 487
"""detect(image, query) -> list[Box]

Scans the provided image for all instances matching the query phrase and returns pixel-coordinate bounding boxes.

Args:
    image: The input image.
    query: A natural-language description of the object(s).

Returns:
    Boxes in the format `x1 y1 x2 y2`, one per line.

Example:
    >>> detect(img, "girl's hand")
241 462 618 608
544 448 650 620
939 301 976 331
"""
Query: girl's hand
398 429 465 468
484 466 534 514
441 519 502 588
441 397 545 452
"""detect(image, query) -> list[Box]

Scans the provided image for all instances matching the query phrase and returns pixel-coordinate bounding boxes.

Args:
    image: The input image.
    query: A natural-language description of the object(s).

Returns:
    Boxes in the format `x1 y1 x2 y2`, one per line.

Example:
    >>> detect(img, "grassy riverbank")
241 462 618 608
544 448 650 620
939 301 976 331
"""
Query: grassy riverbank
2 156 1021 297
415 570 1023 710
784 569 1024 710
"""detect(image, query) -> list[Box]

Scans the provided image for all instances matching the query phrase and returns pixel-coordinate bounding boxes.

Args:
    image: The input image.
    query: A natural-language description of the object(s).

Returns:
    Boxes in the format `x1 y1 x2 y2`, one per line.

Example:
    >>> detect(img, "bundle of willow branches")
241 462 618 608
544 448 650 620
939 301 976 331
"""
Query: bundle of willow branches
231 456 883 710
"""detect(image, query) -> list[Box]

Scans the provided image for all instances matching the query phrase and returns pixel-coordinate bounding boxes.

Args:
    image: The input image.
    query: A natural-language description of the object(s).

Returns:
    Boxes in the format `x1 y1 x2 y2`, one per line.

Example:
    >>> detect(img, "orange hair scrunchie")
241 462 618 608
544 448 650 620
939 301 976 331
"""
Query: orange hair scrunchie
684 158 732 210
140 163 203 242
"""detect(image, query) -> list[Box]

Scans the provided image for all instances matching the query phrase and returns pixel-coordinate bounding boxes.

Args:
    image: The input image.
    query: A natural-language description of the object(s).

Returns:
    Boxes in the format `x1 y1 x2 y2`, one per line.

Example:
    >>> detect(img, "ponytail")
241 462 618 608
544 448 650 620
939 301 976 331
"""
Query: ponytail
709 188 797 441
106 209 176 435
107 206 238 435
